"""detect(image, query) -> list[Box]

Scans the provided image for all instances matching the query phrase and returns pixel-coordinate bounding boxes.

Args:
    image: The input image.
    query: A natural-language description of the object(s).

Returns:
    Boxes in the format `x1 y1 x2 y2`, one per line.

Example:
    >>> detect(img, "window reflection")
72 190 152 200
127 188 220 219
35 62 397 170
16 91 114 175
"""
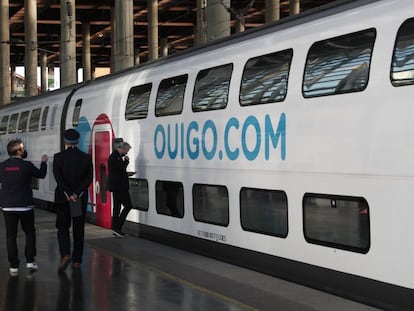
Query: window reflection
303 29 376 97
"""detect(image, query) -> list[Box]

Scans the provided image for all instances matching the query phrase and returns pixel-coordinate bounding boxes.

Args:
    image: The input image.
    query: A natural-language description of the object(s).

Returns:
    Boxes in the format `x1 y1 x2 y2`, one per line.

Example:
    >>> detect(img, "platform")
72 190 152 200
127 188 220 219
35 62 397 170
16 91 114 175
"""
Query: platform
0 209 379 311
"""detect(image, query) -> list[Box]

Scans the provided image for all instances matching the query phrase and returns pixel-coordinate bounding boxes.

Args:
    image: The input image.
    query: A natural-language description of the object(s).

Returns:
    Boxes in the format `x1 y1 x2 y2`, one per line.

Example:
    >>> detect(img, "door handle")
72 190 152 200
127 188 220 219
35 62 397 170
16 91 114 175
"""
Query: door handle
95 181 100 195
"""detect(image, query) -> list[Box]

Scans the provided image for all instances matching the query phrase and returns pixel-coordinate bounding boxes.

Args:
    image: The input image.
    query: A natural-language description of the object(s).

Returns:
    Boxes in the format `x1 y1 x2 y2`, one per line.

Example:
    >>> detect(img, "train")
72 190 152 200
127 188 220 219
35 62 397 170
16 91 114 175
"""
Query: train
1 0 413 309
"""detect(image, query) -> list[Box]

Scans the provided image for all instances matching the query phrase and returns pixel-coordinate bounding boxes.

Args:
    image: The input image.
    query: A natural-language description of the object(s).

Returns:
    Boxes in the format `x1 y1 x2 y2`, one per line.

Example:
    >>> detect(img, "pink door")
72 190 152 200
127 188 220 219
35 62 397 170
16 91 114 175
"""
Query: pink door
94 131 112 228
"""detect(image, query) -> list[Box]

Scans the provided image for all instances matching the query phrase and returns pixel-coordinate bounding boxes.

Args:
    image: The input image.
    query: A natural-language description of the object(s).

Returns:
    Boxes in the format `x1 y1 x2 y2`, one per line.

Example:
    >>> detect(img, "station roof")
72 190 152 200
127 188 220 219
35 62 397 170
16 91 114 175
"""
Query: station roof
7 0 335 68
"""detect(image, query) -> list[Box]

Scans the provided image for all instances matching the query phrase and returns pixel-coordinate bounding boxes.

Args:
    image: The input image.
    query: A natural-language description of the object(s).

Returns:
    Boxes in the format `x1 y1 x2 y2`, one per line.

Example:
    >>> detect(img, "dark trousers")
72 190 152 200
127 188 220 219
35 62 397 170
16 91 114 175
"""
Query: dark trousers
55 197 87 263
3 210 36 268
112 190 132 230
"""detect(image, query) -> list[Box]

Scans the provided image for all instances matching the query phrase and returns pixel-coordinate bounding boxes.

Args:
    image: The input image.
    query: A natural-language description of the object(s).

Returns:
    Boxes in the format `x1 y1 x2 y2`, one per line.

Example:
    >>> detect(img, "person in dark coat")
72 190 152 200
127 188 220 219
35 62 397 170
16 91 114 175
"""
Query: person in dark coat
53 129 93 272
0 139 48 276
107 141 133 237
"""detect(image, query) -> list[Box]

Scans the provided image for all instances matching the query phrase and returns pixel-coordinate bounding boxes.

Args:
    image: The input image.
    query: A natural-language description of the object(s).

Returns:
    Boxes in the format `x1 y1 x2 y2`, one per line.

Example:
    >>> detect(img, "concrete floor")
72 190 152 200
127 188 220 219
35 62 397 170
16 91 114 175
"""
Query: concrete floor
0 209 380 311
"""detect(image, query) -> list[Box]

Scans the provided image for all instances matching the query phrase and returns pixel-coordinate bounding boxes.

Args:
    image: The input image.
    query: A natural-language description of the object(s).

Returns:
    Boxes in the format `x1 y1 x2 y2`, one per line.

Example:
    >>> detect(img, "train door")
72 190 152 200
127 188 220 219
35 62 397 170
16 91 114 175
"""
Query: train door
92 124 113 229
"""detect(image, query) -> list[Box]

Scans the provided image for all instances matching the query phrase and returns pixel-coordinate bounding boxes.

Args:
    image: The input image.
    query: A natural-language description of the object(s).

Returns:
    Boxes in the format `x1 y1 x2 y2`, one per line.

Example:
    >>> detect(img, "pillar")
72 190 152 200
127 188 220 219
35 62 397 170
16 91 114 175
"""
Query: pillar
10 65 17 96
148 0 158 61
40 52 47 93
0 0 10 104
290 0 300 16
196 0 207 44
24 0 38 97
235 17 245 33
160 37 168 57
205 0 230 42
266 0 280 23
114 0 134 72
60 0 76 87
82 23 91 81
111 8 116 73
134 48 140 65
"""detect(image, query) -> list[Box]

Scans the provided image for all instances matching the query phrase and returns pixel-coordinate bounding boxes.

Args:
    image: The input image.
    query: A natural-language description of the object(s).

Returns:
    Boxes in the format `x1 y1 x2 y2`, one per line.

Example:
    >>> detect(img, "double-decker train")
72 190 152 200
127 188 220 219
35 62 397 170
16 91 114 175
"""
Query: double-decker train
1 0 413 309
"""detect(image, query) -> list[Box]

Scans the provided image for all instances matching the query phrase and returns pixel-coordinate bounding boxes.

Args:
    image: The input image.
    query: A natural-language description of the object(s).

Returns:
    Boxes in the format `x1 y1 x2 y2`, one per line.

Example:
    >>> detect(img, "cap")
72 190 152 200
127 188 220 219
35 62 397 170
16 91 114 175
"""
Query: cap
64 129 80 144
121 142 131 150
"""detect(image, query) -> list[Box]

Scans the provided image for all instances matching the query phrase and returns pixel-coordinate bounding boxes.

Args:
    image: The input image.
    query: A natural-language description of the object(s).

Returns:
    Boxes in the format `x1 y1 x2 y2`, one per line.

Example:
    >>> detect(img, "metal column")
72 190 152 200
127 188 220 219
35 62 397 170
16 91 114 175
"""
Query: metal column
24 0 38 97
290 0 300 15
40 52 47 93
205 0 230 42
266 0 280 23
0 0 10 104
60 0 76 87
82 23 91 81
148 0 158 61
114 0 134 72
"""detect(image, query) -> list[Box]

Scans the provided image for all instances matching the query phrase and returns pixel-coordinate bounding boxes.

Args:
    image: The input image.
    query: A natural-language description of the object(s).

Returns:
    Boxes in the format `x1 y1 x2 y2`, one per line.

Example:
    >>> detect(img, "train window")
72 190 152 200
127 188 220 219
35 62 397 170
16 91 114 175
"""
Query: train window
8 113 18 134
240 49 293 106
18 111 30 133
125 83 152 120
391 18 414 86
29 108 42 132
129 179 149 211
192 64 233 112
41 106 49 130
303 193 370 253
50 105 57 129
0 115 9 135
155 75 187 117
72 99 82 127
193 184 229 226
155 180 184 218
303 28 376 97
240 188 288 238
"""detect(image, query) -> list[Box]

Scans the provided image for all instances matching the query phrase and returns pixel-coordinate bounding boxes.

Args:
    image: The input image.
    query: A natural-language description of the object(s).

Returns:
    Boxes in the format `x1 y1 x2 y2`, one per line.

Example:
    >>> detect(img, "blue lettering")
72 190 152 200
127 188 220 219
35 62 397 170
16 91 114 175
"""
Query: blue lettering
201 120 217 160
265 113 286 160
224 117 239 160
242 116 261 161
186 121 199 160
154 124 166 159
167 124 178 159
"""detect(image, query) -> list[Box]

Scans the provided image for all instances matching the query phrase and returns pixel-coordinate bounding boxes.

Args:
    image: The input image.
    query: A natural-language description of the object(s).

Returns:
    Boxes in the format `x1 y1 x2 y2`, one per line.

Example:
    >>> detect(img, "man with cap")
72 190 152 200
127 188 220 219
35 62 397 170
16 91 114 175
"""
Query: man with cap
53 128 93 272
107 141 133 237
0 139 48 276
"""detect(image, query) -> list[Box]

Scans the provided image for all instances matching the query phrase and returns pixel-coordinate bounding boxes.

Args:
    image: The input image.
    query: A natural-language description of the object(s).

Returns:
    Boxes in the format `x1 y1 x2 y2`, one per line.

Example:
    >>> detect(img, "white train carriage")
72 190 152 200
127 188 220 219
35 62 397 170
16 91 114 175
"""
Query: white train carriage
1 0 414 309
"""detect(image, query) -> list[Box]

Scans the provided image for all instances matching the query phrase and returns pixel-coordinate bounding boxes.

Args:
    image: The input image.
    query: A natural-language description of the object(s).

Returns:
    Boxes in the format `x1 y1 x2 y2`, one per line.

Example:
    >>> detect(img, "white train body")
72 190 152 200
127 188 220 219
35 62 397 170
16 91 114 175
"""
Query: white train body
1 0 413 308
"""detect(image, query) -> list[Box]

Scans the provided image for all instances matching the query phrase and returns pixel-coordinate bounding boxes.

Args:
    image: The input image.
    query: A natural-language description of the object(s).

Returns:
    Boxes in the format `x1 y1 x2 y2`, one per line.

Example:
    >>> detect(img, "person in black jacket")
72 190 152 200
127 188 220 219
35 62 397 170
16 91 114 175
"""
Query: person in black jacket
53 129 93 272
107 141 133 237
0 139 48 276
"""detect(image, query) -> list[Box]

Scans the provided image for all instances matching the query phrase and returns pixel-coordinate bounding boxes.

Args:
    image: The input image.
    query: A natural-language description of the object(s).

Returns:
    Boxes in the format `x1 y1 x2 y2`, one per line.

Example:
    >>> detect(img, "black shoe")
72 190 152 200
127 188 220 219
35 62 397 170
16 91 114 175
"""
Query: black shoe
58 255 71 273
112 228 125 237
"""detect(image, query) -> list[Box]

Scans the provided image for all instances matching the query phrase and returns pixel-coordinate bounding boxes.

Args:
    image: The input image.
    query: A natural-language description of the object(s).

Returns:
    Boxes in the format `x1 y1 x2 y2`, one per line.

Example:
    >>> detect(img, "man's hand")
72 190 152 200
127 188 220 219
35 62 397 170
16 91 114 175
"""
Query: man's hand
41 155 48 162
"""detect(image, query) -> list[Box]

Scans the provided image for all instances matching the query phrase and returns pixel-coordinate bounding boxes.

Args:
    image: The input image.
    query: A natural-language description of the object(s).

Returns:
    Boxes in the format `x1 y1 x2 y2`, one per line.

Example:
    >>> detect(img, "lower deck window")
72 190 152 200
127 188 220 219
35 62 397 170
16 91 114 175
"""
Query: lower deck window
193 184 229 226
303 193 370 253
129 178 149 211
156 180 184 218
240 188 288 237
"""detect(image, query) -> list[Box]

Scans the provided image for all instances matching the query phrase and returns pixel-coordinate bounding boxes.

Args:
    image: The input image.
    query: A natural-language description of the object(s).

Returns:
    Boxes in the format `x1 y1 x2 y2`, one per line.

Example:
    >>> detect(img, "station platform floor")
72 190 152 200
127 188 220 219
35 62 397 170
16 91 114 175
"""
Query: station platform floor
0 209 380 311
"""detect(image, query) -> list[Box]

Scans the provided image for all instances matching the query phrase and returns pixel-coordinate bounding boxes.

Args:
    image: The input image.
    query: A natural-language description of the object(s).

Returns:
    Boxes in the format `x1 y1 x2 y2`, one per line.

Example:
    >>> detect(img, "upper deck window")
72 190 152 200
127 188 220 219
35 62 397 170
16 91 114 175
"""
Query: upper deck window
303 28 376 97
125 83 152 120
0 116 9 135
41 106 49 131
18 111 30 133
391 18 414 86
240 49 293 106
29 108 42 132
8 113 18 134
155 74 187 117
192 64 233 112
72 99 82 127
